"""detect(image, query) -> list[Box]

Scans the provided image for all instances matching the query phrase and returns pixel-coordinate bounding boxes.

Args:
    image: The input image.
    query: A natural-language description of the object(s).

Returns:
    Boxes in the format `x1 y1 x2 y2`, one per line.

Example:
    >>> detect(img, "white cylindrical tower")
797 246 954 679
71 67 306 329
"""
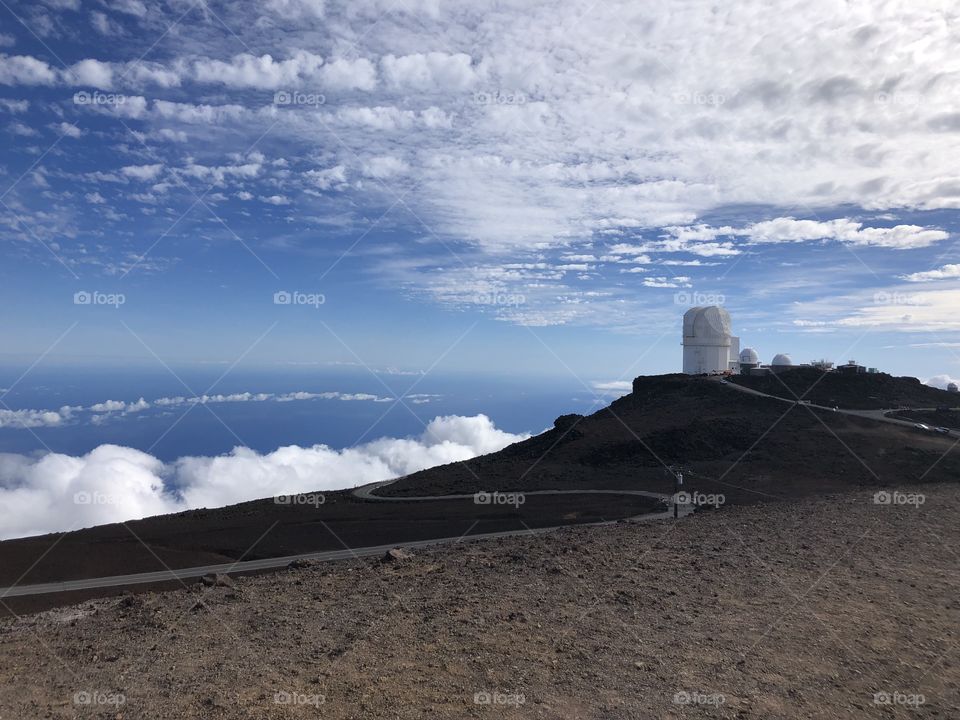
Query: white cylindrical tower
682 306 735 374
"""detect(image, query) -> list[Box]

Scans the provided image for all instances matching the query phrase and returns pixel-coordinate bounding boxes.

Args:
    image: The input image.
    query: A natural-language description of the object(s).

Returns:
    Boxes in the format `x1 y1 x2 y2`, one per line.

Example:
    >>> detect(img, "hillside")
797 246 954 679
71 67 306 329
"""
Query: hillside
383 374 960 500
727 367 959 410
2 373 957 616
2 485 957 719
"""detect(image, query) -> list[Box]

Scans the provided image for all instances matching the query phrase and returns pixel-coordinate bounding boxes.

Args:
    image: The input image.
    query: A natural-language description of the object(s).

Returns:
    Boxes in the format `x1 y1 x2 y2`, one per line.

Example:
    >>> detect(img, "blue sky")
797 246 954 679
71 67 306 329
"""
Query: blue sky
1 0 960 387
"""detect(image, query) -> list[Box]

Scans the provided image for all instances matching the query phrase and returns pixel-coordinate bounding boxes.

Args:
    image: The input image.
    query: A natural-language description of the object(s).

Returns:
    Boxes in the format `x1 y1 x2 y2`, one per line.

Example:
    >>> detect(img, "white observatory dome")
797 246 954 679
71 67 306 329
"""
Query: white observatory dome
682 306 738 375
771 353 793 366
739 348 759 365
682 306 733 342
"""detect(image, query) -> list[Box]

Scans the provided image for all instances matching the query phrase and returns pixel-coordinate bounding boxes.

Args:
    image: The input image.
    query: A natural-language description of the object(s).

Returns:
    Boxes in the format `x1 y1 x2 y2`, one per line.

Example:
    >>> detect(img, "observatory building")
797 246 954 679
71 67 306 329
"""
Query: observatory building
739 347 760 371
682 306 740 374
770 353 794 374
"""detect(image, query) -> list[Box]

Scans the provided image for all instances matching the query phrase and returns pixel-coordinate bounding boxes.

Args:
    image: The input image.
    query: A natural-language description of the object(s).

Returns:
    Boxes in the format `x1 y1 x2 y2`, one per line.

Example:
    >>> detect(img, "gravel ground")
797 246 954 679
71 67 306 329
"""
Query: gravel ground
1 483 957 719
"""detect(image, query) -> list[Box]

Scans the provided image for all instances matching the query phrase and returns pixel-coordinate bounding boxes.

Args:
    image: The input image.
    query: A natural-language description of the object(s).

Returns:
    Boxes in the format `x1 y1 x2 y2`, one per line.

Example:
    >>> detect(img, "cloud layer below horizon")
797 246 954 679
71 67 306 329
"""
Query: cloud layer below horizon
0 413 530 541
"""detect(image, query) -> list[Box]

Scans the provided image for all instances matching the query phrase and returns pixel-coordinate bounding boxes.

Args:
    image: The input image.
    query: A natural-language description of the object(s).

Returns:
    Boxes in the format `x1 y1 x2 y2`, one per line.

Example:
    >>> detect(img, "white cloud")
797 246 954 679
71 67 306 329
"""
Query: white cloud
0 98 28 113
902 264 960 283
121 163 163 181
362 155 408 179
925 374 960 390
318 57 377 91
742 218 949 250
265 0 325 20
0 55 58 85
305 164 348 190
592 380 632 395
381 52 479 91
68 58 115 88
0 414 530 539
58 122 82 138
192 50 325 89
0 407 74 429
259 194 290 205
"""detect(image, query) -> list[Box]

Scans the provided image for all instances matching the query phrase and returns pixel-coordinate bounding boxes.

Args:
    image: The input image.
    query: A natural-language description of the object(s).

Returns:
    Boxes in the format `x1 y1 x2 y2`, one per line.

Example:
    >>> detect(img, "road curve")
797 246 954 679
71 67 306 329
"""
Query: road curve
1 485 691 598
718 379 958 437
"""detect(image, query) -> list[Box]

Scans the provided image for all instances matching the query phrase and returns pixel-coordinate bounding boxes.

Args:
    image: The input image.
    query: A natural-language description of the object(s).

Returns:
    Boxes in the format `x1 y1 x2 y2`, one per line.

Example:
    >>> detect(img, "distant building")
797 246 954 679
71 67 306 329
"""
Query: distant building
810 359 834 371
949 382 959 393
837 360 867 375
682 306 740 374
739 347 760 373
770 353 794 374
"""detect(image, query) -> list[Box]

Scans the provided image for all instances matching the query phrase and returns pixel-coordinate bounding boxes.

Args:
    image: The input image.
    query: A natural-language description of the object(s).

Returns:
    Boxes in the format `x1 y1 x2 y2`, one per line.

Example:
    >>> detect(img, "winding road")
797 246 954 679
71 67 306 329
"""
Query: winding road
719 378 959 437
4 381 953 600
0 481 691 599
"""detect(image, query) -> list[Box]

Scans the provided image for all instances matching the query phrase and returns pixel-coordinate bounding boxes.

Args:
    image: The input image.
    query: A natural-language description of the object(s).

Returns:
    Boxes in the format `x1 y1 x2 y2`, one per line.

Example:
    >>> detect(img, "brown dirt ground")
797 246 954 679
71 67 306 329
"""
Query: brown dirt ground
1 484 957 719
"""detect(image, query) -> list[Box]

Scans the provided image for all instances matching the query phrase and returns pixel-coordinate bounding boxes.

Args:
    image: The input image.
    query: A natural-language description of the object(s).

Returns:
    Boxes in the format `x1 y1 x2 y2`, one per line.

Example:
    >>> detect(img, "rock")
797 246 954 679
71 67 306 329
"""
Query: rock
383 548 413 563
200 573 235 588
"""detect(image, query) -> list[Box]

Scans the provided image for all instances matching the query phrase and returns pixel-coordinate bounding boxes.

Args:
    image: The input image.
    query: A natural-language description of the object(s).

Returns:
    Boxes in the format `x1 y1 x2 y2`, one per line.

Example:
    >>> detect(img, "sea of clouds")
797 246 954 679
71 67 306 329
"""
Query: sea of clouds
0 414 529 540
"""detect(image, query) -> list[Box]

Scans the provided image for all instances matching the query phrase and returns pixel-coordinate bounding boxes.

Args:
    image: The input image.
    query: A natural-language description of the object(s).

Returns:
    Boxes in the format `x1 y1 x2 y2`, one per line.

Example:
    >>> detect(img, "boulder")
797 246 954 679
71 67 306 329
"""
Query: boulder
382 548 413 563
200 573 235 588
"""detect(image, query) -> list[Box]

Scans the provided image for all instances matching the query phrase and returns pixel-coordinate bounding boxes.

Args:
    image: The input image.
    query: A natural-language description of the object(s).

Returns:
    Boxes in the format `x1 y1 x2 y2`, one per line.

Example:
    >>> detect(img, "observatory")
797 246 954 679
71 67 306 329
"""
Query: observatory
739 347 760 371
682 306 740 374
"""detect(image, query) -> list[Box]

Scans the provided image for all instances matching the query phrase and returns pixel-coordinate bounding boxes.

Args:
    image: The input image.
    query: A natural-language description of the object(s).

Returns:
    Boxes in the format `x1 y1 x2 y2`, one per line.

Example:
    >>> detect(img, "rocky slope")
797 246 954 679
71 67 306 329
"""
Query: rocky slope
1 484 957 719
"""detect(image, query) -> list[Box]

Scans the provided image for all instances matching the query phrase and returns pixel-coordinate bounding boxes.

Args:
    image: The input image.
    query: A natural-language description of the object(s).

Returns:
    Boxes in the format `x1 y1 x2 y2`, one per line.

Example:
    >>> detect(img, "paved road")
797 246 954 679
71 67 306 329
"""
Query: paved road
718 379 958 437
1 485 690 598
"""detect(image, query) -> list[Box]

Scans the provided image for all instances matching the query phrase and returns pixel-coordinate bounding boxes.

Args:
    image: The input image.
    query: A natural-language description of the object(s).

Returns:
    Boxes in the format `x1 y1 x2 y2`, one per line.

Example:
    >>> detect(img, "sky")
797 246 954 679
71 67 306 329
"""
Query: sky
0 0 958 384
1 0 960 537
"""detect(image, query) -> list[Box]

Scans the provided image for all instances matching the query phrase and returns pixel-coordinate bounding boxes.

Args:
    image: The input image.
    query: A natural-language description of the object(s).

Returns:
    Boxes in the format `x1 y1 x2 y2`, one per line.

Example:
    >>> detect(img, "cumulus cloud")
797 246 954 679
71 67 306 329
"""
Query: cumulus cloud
902 264 960 283
662 218 950 251
121 163 163 181
380 52 479 91
925 374 960 390
0 54 58 85
192 50 325 89
0 414 530 539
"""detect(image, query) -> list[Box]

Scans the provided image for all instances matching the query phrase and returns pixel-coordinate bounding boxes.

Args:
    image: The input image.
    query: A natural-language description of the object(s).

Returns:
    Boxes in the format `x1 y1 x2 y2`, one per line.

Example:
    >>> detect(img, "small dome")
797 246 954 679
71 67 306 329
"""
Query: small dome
739 348 759 364
771 353 793 366
682 305 732 341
